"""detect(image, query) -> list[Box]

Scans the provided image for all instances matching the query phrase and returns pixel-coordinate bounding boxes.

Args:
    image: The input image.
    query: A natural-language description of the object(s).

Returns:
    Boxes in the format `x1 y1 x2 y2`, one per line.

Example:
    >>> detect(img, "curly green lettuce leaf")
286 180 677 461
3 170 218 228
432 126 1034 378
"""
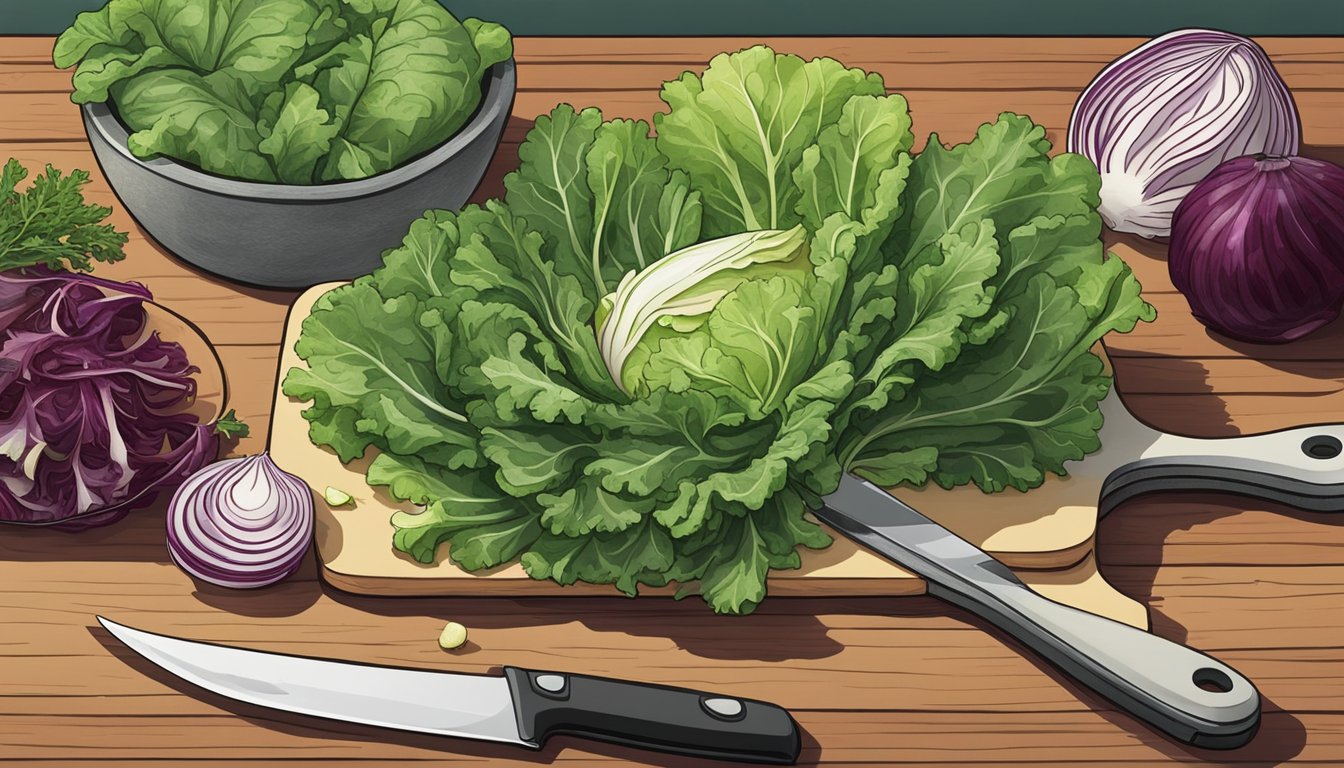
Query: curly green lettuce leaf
113 69 278 181
842 220 1155 492
309 0 511 181
53 0 324 103
522 516 675 596
281 281 481 468
372 440 543 570
793 94 914 231
257 81 342 183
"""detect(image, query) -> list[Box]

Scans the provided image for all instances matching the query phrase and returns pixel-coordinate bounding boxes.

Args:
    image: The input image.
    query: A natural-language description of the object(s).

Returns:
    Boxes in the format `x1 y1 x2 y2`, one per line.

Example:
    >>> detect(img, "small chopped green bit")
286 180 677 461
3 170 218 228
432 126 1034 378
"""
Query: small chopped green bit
438 621 468 650
213 409 250 439
323 486 354 507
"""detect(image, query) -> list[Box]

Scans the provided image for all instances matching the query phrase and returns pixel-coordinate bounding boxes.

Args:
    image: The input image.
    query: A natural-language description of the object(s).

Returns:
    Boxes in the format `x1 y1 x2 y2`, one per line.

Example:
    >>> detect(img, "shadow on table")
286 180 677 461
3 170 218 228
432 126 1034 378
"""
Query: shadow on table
189 564 325 617
1100 347 1344 646
0 495 177 563
958 605 1309 766
325 589 868 663
0 493 326 616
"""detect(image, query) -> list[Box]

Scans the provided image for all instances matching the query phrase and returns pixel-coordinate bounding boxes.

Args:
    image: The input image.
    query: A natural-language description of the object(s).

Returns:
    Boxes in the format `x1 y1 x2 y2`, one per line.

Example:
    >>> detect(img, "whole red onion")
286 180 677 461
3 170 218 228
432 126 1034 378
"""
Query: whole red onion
1168 154 1344 343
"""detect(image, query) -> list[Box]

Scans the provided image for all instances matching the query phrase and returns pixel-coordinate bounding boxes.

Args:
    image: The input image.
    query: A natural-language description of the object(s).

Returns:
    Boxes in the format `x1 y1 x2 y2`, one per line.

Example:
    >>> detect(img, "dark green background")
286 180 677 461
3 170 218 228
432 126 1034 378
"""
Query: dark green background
5 0 1343 35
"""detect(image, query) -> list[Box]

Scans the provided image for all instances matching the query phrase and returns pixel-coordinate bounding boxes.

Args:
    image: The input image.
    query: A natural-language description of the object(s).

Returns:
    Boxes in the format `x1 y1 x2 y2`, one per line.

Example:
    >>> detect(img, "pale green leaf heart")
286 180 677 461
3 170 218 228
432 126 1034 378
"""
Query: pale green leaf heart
641 276 823 419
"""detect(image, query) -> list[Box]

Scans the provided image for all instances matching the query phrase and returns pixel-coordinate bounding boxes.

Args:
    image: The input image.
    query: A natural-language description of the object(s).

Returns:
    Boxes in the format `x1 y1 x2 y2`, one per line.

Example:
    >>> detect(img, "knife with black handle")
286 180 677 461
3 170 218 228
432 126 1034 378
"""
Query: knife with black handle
97 617 801 764
815 474 1263 750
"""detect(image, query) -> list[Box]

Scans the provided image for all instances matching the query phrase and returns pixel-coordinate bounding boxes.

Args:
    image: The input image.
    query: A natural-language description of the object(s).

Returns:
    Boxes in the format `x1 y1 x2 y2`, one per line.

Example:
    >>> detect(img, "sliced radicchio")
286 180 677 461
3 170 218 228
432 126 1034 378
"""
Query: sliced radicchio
0 267 216 529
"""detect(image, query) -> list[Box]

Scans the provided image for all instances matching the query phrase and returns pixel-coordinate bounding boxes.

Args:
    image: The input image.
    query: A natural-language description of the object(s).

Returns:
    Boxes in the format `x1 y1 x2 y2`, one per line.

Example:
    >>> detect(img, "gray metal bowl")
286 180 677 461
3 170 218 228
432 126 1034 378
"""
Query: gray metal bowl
81 61 516 289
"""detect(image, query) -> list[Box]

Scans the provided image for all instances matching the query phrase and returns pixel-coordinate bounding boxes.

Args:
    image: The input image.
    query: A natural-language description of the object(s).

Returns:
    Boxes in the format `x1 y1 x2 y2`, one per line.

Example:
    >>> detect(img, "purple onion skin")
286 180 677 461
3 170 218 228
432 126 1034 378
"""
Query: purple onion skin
1069 29 1300 239
1169 155 1344 344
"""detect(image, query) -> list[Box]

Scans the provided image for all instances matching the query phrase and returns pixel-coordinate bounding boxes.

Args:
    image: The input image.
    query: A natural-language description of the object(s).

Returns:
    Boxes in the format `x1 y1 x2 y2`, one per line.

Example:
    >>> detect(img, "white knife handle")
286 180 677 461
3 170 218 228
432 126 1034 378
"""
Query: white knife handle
1100 423 1344 515
933 578 1261 748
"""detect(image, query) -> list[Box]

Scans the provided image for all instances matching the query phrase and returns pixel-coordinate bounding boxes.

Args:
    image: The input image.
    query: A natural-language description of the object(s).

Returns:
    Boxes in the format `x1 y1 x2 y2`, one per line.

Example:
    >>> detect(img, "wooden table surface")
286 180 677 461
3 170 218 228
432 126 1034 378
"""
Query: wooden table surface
3 34 1344 767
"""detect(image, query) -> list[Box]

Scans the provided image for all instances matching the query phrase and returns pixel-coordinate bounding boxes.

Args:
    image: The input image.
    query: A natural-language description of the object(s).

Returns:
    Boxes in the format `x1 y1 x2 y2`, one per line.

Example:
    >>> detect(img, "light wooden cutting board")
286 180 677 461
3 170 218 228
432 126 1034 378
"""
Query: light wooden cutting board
270 283 1149 629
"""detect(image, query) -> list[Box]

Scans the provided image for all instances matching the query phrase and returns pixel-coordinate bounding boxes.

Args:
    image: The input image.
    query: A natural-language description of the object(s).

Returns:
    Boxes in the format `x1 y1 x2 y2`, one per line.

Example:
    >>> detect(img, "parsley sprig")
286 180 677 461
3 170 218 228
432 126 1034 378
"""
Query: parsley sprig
1 158 128 272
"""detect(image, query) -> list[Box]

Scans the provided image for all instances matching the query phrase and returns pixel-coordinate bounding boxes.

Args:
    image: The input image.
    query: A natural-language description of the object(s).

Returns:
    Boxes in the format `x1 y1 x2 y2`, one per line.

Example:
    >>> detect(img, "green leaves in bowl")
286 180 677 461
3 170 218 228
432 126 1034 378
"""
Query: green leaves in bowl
284 46 1155 614
54 0 512 185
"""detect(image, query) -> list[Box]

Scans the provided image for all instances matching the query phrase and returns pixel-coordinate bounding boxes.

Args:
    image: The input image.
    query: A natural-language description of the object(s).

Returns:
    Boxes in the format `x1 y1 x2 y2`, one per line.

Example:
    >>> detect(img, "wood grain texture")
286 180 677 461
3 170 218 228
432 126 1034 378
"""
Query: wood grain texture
2 34 1344 766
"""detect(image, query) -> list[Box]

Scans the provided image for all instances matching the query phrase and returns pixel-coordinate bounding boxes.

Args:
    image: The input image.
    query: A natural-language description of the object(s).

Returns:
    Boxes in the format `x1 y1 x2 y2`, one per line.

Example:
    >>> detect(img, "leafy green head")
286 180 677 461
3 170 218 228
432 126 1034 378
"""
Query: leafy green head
595 224 821 416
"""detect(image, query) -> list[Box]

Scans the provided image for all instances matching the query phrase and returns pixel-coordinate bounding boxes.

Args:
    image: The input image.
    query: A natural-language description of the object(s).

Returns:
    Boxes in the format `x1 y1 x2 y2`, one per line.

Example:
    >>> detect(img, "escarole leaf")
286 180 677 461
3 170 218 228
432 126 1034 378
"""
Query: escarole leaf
841 216 1154 492
506 107 703 302
655 46 885 235
53 0 322 102
286 45 1154 616
113 69 278 182
282 281 481 469
794 94 914 229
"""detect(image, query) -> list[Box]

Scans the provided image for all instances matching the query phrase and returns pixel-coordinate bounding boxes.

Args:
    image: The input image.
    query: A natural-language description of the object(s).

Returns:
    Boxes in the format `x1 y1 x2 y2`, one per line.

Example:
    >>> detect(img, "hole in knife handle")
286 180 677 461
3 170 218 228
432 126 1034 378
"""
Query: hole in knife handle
1302 435 1343 460
1193 667 1235 693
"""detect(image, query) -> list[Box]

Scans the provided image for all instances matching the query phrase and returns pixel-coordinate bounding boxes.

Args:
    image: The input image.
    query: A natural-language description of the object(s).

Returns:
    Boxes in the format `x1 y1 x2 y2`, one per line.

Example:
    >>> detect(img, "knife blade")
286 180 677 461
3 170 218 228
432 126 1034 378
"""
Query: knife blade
96 617 800 764
814 474 1262 749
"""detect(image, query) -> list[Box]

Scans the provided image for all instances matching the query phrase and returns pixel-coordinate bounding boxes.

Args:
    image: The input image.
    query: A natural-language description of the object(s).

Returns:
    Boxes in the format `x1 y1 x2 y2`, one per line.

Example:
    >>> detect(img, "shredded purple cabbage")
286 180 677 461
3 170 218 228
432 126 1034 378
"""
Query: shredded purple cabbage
0 267 216 529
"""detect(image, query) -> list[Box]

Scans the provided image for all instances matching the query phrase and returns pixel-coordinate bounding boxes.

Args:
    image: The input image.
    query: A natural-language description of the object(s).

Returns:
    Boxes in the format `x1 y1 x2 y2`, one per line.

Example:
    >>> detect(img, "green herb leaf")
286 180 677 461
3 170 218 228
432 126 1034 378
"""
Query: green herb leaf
212 409 250 439
0 159 127 272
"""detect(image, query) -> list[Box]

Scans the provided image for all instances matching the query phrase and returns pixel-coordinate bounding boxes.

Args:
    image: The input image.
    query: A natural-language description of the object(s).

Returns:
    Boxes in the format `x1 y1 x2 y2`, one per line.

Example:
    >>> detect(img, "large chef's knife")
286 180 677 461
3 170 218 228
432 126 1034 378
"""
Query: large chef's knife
97 617 800 764
814 474 1261 749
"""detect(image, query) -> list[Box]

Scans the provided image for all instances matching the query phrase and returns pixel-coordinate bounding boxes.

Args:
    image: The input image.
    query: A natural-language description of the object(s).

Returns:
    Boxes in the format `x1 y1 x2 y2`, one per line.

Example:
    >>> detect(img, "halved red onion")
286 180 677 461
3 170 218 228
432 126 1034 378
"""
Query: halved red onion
1169 154 1344 344
1068 29 1300 238
166 453 314 588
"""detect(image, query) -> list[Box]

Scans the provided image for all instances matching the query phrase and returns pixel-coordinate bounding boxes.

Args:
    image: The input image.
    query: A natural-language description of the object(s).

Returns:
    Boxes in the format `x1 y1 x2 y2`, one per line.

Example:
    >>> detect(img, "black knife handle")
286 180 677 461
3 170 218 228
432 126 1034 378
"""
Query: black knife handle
502 666 800 764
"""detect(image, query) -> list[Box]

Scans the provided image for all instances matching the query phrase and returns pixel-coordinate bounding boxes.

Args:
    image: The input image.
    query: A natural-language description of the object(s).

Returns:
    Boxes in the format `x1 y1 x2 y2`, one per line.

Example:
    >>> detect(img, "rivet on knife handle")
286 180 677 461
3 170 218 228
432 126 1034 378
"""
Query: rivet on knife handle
502 667 801 764
817 474 1261 749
